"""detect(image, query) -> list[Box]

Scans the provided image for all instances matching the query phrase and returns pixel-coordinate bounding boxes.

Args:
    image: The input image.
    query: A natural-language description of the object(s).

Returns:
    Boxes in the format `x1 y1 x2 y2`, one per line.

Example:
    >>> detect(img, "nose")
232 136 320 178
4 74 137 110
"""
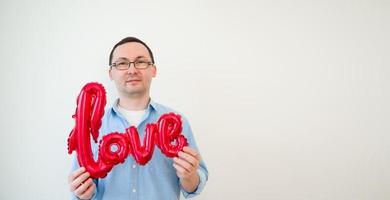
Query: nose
127 62 137 74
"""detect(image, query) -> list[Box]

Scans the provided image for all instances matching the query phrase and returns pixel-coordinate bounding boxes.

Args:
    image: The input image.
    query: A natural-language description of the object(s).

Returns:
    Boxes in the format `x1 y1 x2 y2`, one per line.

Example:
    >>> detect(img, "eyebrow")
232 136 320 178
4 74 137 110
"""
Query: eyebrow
115 56 148 61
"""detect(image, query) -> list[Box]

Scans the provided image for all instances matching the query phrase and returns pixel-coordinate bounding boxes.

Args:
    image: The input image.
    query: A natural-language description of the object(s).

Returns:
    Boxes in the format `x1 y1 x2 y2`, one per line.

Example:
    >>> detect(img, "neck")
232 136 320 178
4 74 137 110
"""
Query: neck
118 92 150 111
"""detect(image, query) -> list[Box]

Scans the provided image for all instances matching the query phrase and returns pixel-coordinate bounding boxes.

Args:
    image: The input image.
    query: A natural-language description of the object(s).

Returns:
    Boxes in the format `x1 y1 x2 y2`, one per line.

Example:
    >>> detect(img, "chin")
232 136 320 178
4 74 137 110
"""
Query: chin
124 89 145 96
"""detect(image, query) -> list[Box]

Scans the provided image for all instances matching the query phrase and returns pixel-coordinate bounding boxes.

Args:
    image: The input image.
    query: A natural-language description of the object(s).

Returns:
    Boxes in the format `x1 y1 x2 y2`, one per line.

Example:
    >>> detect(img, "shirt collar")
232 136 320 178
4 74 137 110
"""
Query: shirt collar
111 98 157 116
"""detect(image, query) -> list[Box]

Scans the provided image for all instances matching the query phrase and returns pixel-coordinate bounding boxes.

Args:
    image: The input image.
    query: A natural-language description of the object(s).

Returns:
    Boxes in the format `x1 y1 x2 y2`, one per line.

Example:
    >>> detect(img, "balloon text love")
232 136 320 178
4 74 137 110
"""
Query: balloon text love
67 83 188 178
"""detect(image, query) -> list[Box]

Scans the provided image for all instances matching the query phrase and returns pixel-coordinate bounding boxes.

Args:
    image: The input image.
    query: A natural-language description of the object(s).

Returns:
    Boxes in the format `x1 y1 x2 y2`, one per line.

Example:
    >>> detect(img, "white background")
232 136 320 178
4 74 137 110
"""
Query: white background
0 0 389 199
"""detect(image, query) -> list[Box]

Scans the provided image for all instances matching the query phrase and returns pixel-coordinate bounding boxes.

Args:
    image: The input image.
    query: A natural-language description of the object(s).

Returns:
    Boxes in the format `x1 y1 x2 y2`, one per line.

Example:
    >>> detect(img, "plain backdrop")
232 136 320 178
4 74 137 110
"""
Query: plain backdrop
0 0 389 199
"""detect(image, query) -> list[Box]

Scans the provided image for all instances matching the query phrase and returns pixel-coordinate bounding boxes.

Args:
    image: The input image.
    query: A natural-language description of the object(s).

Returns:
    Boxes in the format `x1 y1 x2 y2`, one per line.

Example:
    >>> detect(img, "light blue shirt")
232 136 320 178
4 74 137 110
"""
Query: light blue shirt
70 99 208 200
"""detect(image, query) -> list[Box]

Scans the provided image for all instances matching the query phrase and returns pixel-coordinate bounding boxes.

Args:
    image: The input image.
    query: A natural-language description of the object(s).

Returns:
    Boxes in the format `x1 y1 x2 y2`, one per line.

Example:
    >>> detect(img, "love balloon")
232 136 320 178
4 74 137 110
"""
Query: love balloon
67 82 188 178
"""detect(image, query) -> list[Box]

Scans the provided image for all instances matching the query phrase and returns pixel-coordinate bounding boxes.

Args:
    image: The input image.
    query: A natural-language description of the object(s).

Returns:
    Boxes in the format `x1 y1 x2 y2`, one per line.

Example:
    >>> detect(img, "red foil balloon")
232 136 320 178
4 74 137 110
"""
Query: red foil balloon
68 82 188 178
126 124 158 165
157 113 188 157
99 132 129 165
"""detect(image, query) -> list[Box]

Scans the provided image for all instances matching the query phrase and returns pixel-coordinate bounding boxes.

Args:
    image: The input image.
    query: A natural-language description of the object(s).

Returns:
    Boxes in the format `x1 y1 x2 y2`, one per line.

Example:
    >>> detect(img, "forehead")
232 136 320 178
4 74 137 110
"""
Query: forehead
112 42 150 60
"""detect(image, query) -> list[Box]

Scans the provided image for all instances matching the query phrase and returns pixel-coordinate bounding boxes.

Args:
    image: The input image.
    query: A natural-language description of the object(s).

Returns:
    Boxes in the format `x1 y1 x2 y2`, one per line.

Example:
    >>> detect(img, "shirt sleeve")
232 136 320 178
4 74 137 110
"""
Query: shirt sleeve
181 168 208 198
179 115 209 199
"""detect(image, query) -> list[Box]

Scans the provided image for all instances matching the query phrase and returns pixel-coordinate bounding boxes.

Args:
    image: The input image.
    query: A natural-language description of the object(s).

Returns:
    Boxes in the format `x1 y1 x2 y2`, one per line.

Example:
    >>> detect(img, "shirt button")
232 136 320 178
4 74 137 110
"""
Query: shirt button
132 164 136 169
132 188 136 193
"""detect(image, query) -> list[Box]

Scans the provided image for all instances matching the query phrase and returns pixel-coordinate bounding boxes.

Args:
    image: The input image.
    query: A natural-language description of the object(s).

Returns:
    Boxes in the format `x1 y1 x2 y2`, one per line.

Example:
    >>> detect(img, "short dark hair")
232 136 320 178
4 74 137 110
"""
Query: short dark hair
109 37 155 66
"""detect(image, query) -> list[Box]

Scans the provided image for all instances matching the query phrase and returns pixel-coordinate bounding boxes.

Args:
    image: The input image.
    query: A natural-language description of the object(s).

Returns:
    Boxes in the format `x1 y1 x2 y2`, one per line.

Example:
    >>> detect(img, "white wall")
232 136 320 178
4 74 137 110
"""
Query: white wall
0 0 389 199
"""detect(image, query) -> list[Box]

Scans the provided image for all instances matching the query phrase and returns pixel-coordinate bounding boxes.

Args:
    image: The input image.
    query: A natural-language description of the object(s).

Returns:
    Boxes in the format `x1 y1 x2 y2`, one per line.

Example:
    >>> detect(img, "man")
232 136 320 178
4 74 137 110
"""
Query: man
68 37 208 199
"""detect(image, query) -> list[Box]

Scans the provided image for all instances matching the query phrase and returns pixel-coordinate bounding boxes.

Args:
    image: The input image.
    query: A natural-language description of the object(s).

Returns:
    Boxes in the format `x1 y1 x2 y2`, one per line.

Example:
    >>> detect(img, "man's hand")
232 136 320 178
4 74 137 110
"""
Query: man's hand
173 146 201 193
68 167 96 200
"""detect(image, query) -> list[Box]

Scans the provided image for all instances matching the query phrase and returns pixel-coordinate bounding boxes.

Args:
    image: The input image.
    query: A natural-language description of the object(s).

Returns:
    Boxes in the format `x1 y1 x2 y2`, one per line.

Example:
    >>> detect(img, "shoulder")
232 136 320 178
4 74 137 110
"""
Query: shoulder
151 101 191 124
152 101 178 114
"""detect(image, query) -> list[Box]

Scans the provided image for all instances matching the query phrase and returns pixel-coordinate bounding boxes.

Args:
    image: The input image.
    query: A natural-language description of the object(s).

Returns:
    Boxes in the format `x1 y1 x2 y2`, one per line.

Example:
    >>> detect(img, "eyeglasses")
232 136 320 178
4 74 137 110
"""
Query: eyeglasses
110 60 154 70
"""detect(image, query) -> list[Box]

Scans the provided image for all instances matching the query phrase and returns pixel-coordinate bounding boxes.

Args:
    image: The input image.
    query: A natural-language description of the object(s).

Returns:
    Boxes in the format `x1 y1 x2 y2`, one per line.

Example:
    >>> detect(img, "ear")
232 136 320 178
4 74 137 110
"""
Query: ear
151 65 157 78
109 67 113 80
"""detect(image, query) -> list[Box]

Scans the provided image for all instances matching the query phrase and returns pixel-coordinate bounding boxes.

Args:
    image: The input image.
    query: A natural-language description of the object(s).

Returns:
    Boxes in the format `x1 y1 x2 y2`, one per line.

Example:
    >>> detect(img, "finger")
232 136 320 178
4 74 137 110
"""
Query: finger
75 178 93 196
178 151 199 167
68 167 86 183
173 157 193 173
74 178 93 196
79 183 96 200
183 147 201 160
173 163 188 178
70 171 90 191
183 147 198 157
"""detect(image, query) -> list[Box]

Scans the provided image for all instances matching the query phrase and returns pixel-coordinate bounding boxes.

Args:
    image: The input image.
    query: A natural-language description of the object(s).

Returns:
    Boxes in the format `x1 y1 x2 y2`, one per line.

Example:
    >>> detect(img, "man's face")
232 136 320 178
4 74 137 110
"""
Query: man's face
109 42 156 97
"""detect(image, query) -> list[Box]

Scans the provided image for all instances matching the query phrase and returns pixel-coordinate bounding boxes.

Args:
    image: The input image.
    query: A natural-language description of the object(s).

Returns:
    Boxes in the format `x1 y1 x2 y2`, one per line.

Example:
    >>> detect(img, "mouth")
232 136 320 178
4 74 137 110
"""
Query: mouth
126 80 142 84
126 79 141 82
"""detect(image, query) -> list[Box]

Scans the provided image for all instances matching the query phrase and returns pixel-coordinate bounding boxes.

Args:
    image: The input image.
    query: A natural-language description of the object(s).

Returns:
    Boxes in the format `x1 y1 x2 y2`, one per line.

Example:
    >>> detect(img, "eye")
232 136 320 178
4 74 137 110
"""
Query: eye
117 62 128 66
136 60 147 64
